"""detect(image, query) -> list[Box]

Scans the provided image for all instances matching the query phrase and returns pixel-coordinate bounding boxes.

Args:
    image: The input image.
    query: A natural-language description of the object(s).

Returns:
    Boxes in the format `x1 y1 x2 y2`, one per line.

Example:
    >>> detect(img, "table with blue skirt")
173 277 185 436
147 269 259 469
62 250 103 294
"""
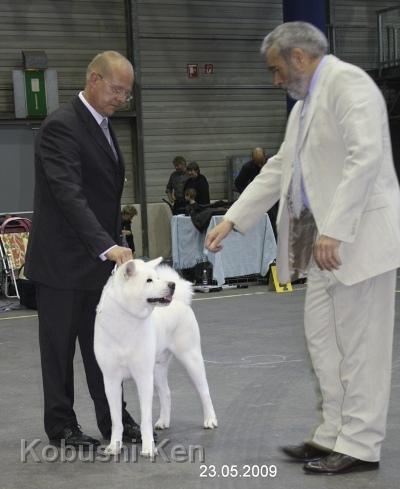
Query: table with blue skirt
171 214 277 286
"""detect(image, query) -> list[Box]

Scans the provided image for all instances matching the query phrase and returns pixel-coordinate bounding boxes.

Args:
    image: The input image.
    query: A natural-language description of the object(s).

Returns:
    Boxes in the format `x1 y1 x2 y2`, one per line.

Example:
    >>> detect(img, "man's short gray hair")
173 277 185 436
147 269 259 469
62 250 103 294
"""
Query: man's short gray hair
260 21 328 60
86 51 133 81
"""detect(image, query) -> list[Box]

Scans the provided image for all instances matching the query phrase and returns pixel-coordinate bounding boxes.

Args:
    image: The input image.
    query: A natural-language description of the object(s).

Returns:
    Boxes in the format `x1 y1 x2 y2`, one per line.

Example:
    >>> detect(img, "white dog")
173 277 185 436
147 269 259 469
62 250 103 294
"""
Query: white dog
94 258 217 457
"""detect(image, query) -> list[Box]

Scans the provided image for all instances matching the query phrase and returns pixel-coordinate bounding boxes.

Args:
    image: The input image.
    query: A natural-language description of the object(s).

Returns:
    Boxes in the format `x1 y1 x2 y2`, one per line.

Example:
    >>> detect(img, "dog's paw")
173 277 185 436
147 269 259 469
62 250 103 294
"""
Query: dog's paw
154 418 170 430
104 441 122 455
203 415 218 429
140 446 157 458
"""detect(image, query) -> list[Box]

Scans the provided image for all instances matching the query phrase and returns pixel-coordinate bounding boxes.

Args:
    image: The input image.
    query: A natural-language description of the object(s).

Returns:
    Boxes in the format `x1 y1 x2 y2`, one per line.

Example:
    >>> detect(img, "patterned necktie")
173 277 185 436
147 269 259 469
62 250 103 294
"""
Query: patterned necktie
100 118 118 160
290 97 308 218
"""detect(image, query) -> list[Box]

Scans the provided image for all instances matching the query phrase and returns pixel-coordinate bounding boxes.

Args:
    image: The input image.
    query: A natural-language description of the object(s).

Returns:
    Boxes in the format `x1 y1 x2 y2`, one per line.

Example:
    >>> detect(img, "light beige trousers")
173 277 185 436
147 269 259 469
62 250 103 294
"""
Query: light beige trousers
305 265 396 461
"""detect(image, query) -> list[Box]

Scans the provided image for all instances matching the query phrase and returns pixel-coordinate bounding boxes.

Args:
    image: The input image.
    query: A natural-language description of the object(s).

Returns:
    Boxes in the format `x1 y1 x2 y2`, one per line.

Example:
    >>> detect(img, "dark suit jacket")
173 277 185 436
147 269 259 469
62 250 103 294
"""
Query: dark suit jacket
25 96 125 290
234 159 261 193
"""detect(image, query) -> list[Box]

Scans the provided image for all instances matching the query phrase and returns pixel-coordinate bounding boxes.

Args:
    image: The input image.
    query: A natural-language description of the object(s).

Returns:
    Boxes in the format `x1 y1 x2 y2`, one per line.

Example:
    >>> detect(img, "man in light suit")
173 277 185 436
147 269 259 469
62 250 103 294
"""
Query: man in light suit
25 51 141 448
206 22 400 475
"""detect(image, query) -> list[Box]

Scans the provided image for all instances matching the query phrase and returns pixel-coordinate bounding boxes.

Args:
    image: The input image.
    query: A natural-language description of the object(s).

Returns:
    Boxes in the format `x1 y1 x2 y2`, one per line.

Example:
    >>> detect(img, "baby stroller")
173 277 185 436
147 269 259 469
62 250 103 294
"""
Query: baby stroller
0 216 32 299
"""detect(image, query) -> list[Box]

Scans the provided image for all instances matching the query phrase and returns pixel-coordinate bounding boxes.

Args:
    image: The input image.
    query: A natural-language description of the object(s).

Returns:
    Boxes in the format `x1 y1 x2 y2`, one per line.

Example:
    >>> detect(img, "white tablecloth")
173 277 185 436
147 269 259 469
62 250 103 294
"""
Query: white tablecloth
171 214 277 285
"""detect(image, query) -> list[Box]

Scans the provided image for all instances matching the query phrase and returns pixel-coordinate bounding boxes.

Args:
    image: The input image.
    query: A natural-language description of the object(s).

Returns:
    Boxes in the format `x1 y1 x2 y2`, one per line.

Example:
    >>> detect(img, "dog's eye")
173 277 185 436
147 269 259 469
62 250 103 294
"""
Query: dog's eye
146 278 153 283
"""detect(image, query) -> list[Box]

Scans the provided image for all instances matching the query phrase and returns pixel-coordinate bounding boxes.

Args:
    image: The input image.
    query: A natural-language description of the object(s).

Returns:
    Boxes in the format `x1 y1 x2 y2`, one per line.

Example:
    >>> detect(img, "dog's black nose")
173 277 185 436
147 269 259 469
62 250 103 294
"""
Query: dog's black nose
168 282 175 291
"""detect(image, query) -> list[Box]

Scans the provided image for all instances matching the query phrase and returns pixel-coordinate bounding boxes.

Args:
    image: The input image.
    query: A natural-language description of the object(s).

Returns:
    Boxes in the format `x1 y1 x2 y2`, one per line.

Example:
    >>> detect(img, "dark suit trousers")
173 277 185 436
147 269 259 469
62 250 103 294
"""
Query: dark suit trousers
36 284 134 438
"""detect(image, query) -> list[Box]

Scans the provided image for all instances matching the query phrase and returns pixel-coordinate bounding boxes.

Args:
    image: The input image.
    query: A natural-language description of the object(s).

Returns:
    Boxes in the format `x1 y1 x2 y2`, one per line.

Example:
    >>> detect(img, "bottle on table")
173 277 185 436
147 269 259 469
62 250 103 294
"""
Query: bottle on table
202 266 208 286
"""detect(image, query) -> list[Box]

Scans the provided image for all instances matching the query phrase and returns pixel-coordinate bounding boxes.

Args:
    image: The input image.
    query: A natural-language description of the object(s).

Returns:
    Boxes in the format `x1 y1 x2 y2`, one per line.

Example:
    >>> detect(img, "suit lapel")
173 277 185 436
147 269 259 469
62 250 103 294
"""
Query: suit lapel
108 120 125 186
297 55 337 150
108 121 123 165
88 118 117 164
72 96 120 165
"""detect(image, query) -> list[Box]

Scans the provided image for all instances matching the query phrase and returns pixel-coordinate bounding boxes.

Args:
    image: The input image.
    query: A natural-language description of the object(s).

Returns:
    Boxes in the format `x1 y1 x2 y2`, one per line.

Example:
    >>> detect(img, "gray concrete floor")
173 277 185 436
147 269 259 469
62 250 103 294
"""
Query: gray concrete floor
0 282 399 489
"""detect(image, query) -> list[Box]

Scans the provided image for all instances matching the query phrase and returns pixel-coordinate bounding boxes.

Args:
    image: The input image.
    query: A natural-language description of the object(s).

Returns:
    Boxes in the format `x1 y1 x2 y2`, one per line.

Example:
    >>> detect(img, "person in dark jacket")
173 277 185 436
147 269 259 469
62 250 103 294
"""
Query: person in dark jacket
121 204 137 254
235 147 278 237
183 161 210 205
165 156 190 214
25 51 140 449
234 147 266 193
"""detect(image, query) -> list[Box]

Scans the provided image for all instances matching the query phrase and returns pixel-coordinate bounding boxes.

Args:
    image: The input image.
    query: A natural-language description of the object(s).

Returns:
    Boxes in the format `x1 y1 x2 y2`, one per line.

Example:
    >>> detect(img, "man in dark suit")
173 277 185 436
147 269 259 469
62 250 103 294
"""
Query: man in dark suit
25 51 140 449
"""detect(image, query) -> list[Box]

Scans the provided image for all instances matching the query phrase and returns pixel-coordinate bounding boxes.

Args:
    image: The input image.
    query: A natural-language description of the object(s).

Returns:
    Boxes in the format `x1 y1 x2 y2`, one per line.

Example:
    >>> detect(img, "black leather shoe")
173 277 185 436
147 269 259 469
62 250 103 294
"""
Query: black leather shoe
281 442 331 462
102 421 158 444
303 452 380 475
49 425 100 449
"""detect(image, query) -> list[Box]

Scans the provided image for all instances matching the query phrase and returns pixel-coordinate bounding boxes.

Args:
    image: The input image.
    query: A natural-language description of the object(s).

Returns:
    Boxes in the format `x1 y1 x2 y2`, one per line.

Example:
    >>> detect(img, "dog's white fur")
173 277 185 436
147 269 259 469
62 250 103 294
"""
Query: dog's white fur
94 258 217 457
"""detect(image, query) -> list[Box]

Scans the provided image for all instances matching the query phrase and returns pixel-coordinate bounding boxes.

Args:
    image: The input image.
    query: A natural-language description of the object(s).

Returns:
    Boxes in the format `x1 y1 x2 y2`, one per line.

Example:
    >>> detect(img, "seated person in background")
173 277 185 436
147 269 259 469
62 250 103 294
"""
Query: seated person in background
234 147 267 193
121 204 137 255
184 161 210 205
165 156 190 214
184 188 198 215
184 188 197 207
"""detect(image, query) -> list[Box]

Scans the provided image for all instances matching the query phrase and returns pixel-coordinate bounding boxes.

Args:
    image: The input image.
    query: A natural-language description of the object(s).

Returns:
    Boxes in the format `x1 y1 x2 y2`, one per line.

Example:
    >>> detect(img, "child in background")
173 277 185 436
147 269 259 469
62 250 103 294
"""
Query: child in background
184 188 197 205
184 188 199 214
121 205 137 255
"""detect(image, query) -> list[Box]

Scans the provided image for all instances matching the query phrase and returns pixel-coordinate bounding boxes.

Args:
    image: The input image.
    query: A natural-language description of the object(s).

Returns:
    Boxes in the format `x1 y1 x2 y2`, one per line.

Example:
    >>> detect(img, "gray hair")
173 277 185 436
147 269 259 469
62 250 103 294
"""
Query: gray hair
260 21 328 60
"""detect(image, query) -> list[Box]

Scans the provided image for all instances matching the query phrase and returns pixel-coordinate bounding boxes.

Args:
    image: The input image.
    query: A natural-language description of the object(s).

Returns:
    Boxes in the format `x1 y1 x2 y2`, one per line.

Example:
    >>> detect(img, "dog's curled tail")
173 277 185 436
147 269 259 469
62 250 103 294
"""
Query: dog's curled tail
156 265 193 305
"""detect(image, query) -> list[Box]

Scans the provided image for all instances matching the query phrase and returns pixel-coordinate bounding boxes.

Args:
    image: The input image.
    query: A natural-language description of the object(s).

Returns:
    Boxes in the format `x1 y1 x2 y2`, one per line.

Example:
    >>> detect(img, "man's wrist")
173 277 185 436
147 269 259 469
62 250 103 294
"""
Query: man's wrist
223 218 235 231
100 244 117 261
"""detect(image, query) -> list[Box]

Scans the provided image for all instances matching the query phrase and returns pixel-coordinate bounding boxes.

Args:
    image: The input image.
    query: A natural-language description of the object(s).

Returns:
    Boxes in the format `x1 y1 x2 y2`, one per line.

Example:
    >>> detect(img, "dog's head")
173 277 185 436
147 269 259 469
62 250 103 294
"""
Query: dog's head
111 258 175 318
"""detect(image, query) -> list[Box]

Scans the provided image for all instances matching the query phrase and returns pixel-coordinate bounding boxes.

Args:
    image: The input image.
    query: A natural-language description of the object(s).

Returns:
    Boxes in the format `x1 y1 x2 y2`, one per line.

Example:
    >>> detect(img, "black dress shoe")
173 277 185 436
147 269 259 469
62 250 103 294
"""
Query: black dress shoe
49 425 100 449
102 421 158 444
303 452 380 475
281 442 331 462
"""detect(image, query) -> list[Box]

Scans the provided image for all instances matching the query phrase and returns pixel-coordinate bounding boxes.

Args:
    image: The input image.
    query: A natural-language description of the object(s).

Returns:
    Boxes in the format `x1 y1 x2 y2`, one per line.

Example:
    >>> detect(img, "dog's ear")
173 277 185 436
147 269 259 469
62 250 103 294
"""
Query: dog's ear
147 257 163 269
124 260 136 279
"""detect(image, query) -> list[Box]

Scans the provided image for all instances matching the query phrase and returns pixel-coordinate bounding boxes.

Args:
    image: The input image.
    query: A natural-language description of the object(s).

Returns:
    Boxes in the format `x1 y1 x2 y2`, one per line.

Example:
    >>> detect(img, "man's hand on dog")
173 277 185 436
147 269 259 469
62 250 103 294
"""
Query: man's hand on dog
106 246 133 265
205 219 234 252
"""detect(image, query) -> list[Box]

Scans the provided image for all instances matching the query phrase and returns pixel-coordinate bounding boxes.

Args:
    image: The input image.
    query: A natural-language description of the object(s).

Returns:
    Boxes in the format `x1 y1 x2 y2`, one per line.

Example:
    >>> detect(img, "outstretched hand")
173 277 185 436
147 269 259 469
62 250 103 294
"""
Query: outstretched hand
205 220 234 252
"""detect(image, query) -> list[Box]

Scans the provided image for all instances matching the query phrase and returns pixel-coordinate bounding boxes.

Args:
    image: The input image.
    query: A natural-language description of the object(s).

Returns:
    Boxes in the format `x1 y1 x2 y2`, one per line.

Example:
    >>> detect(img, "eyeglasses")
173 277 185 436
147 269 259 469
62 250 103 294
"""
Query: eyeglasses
96 73 133 102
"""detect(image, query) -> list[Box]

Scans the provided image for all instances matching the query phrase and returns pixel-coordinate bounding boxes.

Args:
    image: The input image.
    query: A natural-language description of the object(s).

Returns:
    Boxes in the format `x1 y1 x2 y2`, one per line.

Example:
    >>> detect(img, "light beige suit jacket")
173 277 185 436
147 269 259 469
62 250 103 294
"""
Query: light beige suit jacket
225 55 400 285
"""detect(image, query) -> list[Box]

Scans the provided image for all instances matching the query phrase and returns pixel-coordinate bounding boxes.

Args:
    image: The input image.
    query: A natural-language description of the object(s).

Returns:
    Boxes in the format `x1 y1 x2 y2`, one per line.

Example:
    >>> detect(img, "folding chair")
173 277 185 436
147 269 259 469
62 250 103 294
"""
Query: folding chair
0 217 31 298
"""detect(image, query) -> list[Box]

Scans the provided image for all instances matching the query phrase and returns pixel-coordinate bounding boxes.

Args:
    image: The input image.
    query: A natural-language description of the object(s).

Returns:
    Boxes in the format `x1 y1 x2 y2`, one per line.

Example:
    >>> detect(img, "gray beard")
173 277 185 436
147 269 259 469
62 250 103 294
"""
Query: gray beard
287 81 308 100
286 70 309 100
